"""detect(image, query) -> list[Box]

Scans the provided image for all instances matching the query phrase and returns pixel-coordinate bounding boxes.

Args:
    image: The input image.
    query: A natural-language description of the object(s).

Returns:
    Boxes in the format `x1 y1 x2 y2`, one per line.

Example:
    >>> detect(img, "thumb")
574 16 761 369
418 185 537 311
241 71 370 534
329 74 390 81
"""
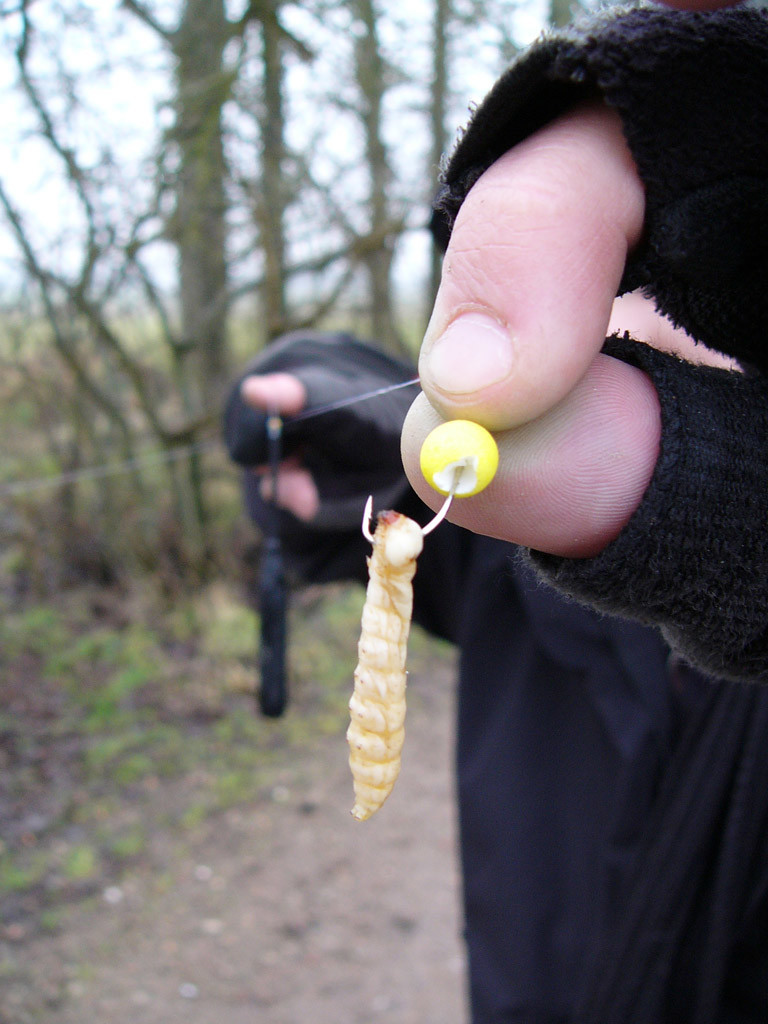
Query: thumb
402 352 661 558
419 102 645 431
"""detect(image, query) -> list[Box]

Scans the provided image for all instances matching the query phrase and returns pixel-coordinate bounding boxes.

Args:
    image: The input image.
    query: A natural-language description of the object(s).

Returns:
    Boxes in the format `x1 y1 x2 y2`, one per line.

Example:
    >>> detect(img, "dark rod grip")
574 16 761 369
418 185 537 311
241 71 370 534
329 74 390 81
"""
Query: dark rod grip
259 538 288 717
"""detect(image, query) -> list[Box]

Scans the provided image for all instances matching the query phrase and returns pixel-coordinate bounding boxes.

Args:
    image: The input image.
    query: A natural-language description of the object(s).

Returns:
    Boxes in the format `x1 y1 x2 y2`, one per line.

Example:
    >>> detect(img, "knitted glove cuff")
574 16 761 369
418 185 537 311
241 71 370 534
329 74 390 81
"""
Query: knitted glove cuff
530 338 768 682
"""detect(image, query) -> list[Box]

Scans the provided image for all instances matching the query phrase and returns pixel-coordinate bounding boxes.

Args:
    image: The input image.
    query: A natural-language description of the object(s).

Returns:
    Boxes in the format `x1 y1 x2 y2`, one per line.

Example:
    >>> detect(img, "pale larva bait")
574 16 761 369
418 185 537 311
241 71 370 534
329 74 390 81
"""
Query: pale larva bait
347 507 424 821
347 420 499 821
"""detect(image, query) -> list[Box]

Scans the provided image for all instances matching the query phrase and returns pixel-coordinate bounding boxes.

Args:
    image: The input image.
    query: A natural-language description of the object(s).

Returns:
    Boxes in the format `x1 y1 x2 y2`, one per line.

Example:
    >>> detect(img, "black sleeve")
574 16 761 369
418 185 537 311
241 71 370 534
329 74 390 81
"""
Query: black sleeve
437 6 768 371
529 338 768 683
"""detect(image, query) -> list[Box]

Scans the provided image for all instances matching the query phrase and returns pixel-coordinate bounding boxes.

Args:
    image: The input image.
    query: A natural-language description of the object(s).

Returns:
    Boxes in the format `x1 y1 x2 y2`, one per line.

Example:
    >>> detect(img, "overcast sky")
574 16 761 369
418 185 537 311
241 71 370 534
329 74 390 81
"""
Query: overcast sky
0 0 552 304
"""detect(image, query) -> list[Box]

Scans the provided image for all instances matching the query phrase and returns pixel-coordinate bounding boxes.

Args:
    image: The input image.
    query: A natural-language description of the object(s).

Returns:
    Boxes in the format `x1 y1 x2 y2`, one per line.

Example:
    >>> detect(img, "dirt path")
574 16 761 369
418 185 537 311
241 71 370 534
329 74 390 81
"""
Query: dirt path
3 657 467 1024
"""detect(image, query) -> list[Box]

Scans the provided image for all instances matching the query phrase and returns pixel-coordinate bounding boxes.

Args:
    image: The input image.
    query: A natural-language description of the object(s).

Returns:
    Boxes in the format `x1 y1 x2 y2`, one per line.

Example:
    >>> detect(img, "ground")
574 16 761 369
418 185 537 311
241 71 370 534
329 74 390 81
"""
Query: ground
0 585 467 1024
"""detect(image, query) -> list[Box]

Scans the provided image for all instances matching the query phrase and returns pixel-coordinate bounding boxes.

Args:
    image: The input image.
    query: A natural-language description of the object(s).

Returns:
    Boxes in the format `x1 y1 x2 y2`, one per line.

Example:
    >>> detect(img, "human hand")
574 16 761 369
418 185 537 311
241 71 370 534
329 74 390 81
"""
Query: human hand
226 333 417 530
240 373 319 521
402 103 731 557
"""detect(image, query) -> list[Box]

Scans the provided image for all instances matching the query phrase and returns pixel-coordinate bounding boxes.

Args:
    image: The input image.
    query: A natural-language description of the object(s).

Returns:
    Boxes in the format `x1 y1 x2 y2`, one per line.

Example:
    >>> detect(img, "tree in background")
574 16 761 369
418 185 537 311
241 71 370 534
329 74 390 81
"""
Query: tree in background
428 0 452 311
0 0 583 590
349 0 404 354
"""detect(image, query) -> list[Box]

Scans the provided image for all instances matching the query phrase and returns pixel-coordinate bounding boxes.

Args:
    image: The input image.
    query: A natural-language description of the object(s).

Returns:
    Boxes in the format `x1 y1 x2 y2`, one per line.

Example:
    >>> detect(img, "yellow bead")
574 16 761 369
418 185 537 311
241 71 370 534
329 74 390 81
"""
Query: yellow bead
419 420 499 497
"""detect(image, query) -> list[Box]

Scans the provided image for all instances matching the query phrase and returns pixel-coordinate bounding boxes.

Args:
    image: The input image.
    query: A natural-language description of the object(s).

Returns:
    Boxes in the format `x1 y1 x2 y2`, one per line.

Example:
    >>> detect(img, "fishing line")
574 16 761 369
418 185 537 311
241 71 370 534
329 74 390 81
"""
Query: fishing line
0 438 221 499
0 374 423 722
289 376 420 422
0 378 422 499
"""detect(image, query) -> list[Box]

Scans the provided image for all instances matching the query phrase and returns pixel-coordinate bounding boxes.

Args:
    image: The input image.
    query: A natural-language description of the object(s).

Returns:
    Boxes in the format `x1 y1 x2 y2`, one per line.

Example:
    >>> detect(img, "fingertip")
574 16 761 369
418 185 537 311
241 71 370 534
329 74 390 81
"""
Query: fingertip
241 373 307 415
417 309 518 430
259 461 319 521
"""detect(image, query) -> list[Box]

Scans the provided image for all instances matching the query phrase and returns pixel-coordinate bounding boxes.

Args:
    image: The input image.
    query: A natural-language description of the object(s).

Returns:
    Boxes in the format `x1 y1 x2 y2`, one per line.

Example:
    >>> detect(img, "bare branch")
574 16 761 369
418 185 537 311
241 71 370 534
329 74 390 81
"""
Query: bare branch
119 0 173 41
231 1 313 59
13 14 102 290
0 180 135 441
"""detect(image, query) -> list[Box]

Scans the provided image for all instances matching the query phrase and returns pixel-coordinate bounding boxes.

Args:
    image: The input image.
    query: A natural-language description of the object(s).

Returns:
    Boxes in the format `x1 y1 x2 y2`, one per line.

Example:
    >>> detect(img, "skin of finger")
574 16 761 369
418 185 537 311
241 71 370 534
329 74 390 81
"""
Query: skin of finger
241 372 307 415
419 103 645 432
402 354 661 558
258 460 320 522
608 293 742 370
242 372 319 519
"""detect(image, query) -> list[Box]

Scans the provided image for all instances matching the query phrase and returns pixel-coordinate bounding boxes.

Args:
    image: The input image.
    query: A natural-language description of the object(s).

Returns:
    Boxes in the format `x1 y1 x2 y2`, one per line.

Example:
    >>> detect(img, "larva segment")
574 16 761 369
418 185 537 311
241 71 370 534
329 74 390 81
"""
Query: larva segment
348 510 423 821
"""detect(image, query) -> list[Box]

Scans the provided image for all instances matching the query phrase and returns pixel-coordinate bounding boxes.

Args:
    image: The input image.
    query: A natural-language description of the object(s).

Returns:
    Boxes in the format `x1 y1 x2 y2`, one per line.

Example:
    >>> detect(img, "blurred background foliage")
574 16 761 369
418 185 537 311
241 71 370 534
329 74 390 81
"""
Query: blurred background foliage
0 0 587 944
0 0 591 589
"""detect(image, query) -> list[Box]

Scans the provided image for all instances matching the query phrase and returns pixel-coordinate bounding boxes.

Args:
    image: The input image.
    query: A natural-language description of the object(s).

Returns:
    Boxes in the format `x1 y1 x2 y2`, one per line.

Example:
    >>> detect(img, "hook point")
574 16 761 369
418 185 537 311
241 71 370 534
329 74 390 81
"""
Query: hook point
362 495 375 542
421 491 454 536
421 467 461 536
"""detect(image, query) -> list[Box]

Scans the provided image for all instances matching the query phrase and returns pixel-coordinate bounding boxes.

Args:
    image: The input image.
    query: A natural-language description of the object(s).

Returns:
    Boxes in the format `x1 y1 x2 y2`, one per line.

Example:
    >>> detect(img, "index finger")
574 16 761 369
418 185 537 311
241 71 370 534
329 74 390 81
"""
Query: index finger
240 372 307 416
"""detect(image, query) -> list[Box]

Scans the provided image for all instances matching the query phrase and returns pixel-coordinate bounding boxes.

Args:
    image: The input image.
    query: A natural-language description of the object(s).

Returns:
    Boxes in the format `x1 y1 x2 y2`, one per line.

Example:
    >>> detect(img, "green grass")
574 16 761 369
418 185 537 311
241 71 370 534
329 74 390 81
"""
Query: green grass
0 577 416 930
62 844 99 882
0 850 50 892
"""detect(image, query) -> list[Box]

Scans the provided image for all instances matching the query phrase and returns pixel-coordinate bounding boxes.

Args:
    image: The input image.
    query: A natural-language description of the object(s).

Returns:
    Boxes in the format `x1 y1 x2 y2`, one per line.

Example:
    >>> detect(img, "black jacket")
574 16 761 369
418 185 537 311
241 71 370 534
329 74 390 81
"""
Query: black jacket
224 9 768 1022
226 339 768 1024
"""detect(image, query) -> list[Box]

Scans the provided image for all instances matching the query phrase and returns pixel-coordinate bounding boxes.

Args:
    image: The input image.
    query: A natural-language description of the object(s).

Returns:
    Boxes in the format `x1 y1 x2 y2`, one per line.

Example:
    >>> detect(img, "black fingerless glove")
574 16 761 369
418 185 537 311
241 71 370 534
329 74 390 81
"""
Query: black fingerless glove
432 6 768 680
436 6 768 369
530 339 768 683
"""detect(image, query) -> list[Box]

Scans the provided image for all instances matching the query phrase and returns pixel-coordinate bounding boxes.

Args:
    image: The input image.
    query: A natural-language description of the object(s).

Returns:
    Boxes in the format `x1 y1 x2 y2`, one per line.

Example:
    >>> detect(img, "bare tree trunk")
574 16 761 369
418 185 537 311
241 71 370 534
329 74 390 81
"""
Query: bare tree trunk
123 0 234 570
256 2 289 341
353 0 402 354
427 0 451 317
168 0 231 404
